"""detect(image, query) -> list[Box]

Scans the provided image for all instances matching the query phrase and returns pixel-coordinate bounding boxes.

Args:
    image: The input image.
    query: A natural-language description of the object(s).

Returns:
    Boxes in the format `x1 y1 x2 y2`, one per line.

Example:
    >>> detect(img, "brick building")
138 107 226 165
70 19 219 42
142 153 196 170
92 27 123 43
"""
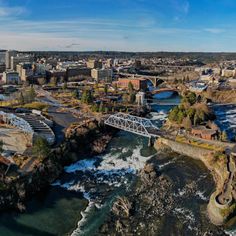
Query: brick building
117 78 147 91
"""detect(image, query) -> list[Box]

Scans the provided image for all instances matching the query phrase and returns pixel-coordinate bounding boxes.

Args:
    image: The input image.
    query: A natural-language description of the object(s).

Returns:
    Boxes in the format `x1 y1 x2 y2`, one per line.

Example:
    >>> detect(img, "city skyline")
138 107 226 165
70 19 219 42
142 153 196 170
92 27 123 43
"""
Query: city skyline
1 0 236 52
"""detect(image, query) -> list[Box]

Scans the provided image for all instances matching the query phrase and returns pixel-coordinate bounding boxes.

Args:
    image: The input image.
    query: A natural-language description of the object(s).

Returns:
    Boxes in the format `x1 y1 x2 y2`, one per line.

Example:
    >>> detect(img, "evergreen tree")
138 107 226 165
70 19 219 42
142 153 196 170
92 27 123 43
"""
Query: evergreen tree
114 83 118 93
28 86 36 102
81 90 93 104
72 90 79 99
99 102 104 113
19 92 25 105
194 113 199 126
104 107 109 113
32 137 50 160
169 106 179 122
129 93 136 104
183 116 192 130
128 81 134 94
177 110 184 124
91 103 99 112
104 84 108 95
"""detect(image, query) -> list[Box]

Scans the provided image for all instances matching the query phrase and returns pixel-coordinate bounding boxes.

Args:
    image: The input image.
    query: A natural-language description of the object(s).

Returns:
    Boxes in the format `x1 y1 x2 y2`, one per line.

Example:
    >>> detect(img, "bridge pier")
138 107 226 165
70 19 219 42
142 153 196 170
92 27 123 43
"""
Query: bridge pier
148 137 155 147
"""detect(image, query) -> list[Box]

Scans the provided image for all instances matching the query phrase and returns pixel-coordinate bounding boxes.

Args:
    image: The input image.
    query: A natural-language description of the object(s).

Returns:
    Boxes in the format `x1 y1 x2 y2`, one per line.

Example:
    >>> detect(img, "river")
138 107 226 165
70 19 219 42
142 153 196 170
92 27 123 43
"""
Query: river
0 93 231 236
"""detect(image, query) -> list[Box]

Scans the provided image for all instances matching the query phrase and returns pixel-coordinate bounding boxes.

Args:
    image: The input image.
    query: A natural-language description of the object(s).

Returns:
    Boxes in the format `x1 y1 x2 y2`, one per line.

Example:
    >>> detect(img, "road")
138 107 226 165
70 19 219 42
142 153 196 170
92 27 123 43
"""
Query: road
35 87 80 144
48 106 78 144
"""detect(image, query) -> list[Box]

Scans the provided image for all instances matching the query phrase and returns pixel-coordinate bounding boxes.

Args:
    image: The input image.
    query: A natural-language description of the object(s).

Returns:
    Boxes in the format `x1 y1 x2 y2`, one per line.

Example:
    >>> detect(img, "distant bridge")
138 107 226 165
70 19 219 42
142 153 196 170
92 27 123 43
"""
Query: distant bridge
154 64 195 69
117 72 171 87
104 113 162 138
151 88 179 95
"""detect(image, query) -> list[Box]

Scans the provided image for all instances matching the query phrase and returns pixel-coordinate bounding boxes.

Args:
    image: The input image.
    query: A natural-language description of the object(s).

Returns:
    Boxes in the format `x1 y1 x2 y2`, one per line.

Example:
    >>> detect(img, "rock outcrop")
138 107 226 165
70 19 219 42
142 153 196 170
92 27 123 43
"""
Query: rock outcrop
99 161 227 236
0 120 116 212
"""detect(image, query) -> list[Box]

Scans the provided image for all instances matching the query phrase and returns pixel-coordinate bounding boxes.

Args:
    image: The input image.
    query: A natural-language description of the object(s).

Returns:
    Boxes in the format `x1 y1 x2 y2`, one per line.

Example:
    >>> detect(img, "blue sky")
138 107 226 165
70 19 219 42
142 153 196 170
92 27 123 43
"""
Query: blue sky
1 0 236 51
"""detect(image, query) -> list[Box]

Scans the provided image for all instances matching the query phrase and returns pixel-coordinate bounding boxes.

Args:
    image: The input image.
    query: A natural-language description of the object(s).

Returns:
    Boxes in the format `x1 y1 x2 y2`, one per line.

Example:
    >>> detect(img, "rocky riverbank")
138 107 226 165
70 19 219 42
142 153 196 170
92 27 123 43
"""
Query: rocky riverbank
0 119 117 212
155 136 236 227
98 150 228 236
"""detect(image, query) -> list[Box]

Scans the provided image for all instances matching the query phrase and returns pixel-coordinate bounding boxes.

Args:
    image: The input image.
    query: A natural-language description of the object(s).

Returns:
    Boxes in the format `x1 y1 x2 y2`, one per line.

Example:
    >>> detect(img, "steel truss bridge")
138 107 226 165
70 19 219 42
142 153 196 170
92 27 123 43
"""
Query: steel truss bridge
104 113 161 138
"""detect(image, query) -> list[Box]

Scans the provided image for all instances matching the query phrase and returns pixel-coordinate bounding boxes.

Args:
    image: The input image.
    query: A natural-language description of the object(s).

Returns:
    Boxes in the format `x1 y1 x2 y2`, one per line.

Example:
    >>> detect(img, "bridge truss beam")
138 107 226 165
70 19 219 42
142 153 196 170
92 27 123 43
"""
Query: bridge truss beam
104 113 160 138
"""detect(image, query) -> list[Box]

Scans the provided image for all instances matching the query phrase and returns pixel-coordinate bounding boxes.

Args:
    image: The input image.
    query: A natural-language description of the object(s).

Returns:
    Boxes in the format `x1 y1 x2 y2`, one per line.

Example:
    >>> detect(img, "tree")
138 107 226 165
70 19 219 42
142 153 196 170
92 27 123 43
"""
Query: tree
122 93 129 104
187 107 195 121
99 102 104 113
114 83 118 94
27 86 36 103
186 92 197 105
18 92 25 105
62 81 68 90
221 131 228 142
183 116 192 130
193 113 200 126
81 90 93 104
177 110 184 124
32 137 50 160
128 81 134 94
91 103 99 112
104 84 108 95
104 107 109 113
129 93 136 104
72 90 79 99
168 106 179 122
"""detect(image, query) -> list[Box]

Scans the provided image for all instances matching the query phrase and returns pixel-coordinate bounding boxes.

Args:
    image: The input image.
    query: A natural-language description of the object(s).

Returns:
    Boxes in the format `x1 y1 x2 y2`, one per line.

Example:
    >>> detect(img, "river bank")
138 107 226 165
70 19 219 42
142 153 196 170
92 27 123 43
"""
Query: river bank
155 136 236 227
98 149 227 236
0 93 232 235
0 119 117 212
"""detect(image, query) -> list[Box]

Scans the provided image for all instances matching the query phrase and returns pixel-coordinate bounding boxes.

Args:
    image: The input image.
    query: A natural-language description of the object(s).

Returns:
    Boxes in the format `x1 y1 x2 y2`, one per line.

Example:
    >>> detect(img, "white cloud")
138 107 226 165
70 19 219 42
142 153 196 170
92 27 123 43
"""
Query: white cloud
204 28 225 34
0 6 26 17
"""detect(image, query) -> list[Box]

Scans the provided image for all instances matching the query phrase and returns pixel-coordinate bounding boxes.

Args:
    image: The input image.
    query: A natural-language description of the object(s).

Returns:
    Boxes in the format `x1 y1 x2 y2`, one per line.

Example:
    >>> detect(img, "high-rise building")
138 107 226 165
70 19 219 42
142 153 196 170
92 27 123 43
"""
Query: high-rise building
11 55 33 70
91 68 113 82
0 51 6 64
5 50 17 69
87 59 103 69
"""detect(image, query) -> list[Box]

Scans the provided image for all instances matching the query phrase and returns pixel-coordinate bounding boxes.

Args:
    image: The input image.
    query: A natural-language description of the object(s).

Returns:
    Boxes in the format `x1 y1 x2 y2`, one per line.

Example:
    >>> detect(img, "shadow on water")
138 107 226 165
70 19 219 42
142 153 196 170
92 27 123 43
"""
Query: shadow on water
0 187 87 236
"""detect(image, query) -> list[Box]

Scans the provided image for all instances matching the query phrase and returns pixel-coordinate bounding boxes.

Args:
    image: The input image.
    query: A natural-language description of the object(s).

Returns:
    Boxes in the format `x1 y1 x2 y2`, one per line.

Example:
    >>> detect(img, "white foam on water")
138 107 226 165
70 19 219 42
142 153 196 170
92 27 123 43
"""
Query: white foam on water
174 207 198 232
95 145 151 175
177 188 187 197
195 191 207 201
225 230 236 236
158 159 176 170
53 144 156 236
64 159 97 173
71 193 95 236
150 111 168 121
174 207 196 223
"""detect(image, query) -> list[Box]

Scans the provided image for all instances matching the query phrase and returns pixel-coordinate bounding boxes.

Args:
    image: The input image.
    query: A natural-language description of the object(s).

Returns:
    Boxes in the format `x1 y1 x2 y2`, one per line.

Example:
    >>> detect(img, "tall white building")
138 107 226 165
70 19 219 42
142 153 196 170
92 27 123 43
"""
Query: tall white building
5 50 17 69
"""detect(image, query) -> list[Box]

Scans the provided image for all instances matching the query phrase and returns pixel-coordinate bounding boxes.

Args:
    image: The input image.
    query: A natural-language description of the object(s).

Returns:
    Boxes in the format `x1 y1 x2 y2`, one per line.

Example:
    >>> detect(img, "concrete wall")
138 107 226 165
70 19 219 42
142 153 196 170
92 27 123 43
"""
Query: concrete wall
155 137 233 226
155 137 213 161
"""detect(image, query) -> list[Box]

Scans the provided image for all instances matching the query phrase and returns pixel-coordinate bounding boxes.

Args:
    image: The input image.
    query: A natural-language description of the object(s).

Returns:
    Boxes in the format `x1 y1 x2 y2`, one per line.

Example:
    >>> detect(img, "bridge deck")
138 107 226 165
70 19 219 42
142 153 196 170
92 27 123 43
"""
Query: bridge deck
104 113 161 138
